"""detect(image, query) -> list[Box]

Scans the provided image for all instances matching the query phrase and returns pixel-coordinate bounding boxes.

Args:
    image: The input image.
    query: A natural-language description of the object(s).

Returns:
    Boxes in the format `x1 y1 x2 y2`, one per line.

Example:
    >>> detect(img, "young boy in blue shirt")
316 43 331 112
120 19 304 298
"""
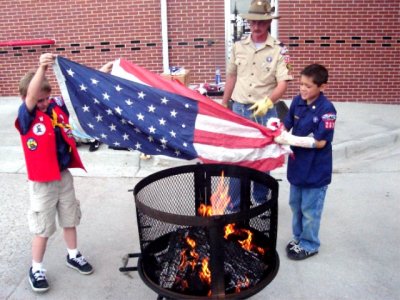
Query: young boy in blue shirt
274 64 337 260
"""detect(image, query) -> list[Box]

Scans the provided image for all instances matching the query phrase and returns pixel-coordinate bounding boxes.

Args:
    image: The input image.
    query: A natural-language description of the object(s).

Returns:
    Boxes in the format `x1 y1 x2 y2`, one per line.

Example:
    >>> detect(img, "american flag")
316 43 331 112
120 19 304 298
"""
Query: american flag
54 56 289 172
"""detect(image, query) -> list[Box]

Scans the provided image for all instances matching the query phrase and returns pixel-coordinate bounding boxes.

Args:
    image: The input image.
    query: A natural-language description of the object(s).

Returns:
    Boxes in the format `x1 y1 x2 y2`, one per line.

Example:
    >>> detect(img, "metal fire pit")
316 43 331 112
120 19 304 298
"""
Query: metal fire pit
121 164 279 299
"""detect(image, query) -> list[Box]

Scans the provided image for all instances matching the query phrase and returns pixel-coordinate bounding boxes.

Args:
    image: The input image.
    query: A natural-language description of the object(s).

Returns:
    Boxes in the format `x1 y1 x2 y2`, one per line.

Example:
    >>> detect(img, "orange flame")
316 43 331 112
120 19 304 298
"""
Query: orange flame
224 224 266 256
198 171 231 216
256 246 265 256
238 229 253 252
178 249 188 270
178 236 201 272
210 171 231 215
186 236 199 268
184 171 268 295
199 258 211 286
198 203 212 217
224 223 236 239
186 236 196 248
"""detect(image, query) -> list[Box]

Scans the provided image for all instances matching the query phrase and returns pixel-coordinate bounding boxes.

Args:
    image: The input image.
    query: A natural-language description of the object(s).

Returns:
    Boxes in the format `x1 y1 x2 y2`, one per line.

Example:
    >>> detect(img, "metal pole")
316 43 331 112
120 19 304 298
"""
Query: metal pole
271 0 279 39
160 0 169 73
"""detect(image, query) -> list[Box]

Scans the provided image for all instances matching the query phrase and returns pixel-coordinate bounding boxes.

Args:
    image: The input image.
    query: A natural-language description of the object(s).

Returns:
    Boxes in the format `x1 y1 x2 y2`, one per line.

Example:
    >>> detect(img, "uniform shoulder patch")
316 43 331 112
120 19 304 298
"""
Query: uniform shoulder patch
280 44 289 55
278 42 291 71
322 113 336 129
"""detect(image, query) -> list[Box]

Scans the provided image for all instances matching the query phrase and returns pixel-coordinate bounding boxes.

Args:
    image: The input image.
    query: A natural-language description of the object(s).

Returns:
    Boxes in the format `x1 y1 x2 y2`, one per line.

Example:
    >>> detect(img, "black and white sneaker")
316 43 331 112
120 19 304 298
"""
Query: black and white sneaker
287 245 318 260
66 252 94 275
89 140 101 152
285 239 299 253
28 267 49 293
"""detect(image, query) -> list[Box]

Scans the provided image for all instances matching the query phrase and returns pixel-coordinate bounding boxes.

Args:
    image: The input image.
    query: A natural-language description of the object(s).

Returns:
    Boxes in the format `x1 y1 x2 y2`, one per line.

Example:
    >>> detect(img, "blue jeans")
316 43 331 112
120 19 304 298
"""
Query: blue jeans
289 185 328 252
228 102 278 210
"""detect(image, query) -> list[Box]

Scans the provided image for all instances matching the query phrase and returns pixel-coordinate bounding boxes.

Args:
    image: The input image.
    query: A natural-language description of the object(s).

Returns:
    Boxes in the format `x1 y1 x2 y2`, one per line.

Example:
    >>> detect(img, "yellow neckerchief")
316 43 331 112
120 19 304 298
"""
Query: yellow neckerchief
51 108 72 130
50 108 72 152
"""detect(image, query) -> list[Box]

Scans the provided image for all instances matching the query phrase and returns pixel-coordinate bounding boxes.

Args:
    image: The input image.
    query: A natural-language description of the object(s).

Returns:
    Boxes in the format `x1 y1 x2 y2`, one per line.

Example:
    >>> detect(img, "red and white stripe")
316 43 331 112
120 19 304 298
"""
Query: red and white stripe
112 59 290 172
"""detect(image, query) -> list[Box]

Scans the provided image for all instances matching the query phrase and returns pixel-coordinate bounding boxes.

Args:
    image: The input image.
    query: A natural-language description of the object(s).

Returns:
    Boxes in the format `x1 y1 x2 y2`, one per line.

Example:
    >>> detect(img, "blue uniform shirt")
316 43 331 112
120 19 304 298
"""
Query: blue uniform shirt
284 92 337 188
18 99 72 171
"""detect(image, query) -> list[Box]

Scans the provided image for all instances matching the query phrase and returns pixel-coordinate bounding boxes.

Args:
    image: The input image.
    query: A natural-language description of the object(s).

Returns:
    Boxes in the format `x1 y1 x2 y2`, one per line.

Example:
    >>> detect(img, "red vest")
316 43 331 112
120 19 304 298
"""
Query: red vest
15 103 85 182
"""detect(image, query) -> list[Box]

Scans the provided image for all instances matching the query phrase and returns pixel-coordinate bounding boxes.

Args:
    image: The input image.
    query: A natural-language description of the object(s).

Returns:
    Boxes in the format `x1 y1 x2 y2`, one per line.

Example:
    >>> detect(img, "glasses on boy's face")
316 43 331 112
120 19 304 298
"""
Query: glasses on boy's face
37 97 50 103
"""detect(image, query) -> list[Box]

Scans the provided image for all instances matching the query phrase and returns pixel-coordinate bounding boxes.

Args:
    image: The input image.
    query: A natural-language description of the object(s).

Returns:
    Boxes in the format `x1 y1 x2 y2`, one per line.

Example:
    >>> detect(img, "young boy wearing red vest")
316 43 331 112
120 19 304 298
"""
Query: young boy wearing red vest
15 53 93 293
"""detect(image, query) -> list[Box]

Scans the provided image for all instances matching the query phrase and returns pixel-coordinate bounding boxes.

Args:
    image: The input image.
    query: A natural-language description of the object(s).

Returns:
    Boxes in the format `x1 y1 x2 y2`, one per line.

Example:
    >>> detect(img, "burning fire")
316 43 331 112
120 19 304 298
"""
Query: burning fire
224 223 235 239
199 258 212 297
198 203 212 217
186 236 196 248
223 223 266 256
198 171 231 216
176 234 212 296
198 172 267 255
199 258 211 285
174 171 266 295
238 229 253 251
177 236 200 272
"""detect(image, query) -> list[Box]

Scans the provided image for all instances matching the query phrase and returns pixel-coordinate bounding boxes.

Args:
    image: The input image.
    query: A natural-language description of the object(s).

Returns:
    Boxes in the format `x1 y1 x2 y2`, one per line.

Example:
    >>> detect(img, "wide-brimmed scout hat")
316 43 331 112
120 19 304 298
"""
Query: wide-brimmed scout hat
240 0 279 21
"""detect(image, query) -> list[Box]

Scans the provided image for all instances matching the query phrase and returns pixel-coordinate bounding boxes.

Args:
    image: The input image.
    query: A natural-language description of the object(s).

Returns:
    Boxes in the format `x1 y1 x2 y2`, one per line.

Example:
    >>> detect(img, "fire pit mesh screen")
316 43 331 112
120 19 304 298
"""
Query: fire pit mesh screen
137 172 197 215
133 164 279 299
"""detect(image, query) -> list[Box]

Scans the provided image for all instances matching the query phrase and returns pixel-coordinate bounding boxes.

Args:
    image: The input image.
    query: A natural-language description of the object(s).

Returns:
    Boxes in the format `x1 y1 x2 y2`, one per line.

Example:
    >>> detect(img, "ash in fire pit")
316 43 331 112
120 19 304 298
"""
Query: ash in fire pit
122 164 279 300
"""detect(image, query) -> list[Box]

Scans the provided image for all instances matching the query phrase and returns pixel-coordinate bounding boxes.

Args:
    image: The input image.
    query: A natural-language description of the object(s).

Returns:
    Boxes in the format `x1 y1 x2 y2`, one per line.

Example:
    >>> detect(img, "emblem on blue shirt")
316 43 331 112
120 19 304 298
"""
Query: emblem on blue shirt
313 116 319 123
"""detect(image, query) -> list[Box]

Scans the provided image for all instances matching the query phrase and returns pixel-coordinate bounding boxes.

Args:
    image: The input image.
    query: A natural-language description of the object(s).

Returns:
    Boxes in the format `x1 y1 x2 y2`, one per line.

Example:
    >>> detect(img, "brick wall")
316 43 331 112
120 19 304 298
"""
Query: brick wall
279 0 400 104
1 0 399 104
0 0 225 96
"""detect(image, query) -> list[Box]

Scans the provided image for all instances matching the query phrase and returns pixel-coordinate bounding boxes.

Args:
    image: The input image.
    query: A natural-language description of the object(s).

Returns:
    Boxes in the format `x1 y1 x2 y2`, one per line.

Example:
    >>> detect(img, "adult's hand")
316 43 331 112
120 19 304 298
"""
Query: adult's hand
249 97 274 117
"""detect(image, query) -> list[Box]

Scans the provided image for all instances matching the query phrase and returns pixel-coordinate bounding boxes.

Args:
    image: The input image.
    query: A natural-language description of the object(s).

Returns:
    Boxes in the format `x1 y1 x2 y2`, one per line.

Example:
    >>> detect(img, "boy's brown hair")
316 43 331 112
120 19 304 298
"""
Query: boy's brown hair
18 70 52 98
300 64 329 87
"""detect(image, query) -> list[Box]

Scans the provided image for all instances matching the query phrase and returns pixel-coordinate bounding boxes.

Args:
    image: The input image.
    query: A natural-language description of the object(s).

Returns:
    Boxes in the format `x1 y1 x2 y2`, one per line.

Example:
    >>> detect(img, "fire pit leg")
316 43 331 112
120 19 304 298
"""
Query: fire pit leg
209 224 225 297
119 253 140 272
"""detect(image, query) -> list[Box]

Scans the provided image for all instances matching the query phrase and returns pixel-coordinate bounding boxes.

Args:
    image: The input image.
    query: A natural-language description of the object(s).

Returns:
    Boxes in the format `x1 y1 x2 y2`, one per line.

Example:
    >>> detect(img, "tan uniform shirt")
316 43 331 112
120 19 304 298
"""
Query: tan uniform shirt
227 34 293 104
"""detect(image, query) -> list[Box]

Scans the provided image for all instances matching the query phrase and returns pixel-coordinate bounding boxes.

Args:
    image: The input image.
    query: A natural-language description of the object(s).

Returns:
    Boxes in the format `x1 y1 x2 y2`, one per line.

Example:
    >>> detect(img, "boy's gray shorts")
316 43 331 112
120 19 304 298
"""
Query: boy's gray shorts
27 170 81 237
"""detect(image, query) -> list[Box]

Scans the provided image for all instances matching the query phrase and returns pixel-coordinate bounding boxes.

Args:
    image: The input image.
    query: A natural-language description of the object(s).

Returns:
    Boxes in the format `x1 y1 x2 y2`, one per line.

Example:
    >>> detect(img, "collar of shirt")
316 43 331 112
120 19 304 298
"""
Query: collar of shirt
299 92 326 108
243 34 275 49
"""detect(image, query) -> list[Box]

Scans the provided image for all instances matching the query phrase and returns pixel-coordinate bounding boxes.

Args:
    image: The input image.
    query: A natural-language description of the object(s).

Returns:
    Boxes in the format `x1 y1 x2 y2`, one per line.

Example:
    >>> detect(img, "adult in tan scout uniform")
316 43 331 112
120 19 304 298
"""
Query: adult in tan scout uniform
222 0 293 208
222 0 293 125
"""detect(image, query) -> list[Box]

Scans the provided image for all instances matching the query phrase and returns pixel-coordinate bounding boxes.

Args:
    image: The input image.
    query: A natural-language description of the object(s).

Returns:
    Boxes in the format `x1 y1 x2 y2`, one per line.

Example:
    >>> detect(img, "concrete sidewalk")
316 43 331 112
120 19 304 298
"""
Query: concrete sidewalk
1 97 400 300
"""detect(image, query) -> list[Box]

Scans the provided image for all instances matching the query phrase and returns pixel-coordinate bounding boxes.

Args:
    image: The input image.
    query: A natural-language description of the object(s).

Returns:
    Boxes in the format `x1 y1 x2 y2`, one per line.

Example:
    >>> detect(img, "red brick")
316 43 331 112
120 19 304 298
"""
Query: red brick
0 0 399 103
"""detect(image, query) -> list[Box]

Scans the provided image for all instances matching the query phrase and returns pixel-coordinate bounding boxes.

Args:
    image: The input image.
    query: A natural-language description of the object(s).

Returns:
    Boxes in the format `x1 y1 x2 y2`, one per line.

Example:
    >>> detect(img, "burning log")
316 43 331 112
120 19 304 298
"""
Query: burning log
155 225 268 295
224 239 267 293
158 228 210 292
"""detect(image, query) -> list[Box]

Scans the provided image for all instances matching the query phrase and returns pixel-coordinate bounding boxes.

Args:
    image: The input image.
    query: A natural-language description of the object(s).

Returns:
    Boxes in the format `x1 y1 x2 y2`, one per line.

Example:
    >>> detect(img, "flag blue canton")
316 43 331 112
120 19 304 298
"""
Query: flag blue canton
57 56 198 159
